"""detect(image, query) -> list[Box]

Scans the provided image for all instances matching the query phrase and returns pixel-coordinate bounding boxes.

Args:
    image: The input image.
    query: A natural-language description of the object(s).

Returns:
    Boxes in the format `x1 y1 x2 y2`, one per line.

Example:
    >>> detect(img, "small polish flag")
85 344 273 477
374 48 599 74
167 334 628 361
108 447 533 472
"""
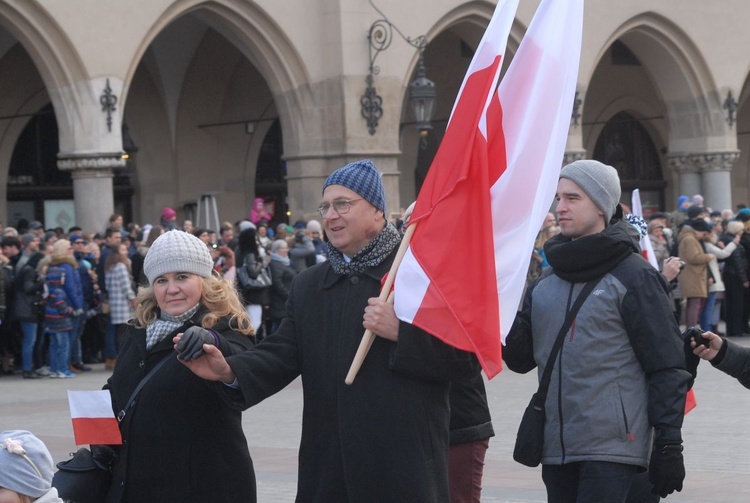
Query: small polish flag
67 390 122 445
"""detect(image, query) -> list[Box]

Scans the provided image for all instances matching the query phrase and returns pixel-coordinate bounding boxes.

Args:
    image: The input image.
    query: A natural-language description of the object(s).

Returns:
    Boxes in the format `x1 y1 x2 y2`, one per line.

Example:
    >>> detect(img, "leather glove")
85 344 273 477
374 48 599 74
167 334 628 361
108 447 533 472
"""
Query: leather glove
175 326 217 361
649 431 685 497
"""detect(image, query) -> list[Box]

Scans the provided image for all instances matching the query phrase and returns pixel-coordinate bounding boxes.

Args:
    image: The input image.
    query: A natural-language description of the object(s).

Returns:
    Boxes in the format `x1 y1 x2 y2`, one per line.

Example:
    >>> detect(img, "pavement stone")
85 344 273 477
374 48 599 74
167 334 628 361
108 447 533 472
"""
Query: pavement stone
2 337 750 502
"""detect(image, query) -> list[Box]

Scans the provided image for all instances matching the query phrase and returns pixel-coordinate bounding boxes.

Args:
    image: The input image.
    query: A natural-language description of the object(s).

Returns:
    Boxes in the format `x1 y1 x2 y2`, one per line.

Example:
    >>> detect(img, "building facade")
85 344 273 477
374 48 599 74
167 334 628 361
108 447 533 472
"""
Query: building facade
1 0 749 232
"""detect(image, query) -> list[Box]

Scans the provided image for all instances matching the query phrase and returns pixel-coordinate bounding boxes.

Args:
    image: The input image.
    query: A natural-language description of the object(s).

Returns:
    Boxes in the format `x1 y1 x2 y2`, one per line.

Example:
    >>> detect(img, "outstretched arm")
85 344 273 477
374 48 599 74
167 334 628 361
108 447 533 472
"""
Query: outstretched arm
173 333 236 383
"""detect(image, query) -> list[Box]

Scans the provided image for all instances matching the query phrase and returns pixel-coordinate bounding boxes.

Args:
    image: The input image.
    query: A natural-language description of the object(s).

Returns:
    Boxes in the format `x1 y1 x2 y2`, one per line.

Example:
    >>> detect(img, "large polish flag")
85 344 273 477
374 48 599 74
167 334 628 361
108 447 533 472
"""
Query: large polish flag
632 189 659 269
393 0 583 378
68 390 122 445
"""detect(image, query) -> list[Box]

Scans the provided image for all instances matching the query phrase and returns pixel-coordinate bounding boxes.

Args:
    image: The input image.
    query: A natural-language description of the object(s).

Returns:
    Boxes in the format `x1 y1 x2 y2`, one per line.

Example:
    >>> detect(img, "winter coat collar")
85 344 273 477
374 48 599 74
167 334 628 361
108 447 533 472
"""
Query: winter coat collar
544 220 640 283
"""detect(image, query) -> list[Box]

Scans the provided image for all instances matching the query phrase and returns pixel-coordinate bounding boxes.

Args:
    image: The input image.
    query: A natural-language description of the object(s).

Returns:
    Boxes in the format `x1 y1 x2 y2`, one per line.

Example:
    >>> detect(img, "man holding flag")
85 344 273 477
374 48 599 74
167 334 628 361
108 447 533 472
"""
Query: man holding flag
504 160 691 501
177 159 478 503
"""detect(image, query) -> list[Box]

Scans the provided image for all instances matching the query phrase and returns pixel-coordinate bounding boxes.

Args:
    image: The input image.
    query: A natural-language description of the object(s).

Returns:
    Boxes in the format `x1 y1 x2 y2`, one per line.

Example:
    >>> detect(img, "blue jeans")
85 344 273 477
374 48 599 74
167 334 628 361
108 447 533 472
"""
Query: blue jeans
542 461 638 503
48 330 71 374
700 292 716 331
20 321 38 372
69 312 86 364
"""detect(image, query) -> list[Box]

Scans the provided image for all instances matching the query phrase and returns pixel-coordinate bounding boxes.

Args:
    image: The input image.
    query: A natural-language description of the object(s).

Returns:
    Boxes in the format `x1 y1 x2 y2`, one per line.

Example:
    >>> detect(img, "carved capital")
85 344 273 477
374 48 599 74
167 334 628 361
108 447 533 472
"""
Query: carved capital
694 150 741 173
562 150 586 166
666 155 697 175
57 153 126 171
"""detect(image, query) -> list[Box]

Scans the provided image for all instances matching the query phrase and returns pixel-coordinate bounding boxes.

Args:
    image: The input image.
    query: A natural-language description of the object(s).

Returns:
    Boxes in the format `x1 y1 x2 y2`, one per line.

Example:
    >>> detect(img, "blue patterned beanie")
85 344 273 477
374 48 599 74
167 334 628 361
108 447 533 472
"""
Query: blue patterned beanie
322 160 386 213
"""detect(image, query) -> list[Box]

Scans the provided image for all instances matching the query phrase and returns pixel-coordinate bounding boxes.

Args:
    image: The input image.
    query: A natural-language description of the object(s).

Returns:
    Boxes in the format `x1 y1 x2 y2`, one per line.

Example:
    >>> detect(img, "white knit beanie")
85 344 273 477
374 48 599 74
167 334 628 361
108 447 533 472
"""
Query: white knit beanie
0 430 55 498
143 230 213 285
559 159 621 225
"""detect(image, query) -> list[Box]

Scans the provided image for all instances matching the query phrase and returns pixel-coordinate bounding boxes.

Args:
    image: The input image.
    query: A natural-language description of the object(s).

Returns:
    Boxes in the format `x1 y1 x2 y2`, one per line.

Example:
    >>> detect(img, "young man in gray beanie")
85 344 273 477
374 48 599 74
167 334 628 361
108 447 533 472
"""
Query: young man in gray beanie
504 159 690 502
177 159 478 502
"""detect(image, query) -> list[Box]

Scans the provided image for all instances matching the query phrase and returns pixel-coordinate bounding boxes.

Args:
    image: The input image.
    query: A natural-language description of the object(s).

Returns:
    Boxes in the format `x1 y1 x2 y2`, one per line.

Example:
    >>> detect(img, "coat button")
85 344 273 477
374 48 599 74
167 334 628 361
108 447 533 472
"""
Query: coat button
138 360 145 368
350 276 360 284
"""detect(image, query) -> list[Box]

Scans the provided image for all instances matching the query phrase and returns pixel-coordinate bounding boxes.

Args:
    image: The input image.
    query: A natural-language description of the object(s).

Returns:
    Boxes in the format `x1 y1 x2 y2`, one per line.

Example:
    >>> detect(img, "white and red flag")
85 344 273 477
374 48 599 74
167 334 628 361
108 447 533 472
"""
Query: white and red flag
393 0 583 378
67 390 122 445
632 189 659 269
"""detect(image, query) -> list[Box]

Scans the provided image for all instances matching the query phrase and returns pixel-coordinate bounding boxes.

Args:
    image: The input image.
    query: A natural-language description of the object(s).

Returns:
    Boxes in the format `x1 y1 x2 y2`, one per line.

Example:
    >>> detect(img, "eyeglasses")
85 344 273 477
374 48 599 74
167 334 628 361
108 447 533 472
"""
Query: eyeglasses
74 241 85 245
317 198 362 218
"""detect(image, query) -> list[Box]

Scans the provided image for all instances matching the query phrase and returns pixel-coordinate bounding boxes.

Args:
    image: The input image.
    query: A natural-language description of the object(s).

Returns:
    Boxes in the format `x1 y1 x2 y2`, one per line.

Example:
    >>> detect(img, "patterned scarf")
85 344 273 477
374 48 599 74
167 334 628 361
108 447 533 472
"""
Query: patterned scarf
145 303 201 350
326 221 401 275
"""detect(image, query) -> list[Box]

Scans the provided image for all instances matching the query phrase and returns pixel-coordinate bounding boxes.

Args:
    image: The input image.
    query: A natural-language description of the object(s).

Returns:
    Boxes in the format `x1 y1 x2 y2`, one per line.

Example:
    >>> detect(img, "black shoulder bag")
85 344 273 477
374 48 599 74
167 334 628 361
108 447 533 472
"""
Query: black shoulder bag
53 353 176 503
513 278 601 467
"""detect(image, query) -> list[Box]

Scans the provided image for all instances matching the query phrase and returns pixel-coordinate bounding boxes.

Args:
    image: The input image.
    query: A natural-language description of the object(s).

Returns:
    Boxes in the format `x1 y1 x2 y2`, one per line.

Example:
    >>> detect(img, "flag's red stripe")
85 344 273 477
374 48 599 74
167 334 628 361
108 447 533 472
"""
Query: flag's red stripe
72 417 122 445
684 389 697 415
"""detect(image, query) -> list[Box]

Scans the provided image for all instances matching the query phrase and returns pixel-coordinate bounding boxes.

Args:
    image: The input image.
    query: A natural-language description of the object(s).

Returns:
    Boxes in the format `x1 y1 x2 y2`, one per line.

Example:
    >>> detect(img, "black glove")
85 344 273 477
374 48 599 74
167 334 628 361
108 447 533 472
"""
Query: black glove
649 439 685 497
175 326 216 361
682 328 700 389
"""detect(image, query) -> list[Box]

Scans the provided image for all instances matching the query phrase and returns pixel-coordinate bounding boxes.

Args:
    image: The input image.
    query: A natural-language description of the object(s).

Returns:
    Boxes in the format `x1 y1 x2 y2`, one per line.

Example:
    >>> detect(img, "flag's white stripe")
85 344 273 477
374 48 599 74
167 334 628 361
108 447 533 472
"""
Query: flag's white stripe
448 0 519 135
632 189 659 269
393 248 430 322
493 0 584 343
68 390 117 419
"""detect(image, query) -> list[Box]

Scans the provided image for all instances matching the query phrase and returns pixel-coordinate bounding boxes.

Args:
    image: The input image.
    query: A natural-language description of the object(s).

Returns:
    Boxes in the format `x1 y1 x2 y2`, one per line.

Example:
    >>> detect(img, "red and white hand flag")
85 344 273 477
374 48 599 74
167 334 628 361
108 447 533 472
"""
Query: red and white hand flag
393 0 583 378
68 390 122 445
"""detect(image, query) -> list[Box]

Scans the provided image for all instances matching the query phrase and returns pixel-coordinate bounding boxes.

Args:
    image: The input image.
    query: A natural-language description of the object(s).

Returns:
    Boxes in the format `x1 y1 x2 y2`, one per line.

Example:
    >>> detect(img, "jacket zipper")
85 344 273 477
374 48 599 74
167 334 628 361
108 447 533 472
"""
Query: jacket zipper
558 283 575 464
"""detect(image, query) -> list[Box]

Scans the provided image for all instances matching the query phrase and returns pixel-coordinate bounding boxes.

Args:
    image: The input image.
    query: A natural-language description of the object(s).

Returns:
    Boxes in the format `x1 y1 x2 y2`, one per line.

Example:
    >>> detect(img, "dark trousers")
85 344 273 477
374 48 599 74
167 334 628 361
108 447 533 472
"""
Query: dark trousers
448 438 489 503
542 461 638 503
724 274 746 336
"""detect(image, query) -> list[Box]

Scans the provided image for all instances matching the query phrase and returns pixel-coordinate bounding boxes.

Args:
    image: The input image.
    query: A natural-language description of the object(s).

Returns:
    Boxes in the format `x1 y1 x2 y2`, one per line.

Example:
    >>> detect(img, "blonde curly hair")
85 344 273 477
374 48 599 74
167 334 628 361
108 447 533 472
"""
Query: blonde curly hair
132 274 255 337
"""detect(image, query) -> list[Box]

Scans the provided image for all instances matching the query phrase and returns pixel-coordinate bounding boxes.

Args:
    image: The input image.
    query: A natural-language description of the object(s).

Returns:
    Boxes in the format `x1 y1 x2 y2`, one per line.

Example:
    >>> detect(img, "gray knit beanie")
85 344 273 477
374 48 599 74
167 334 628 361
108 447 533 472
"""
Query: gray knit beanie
143 230 213 285
559 159 621 225
322 159 386 213
0 430 55 498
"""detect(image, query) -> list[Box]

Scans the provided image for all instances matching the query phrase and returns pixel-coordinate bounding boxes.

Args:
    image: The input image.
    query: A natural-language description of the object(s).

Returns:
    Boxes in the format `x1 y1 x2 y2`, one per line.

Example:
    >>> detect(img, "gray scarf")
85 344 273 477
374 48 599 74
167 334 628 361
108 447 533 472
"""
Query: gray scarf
145 303 201 350
326 222 401 275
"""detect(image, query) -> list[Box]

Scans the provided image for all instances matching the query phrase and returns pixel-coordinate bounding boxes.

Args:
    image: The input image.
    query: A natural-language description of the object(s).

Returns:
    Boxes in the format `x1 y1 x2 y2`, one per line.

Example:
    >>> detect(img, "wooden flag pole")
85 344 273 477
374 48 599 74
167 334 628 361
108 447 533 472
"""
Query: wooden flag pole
344 222 417 385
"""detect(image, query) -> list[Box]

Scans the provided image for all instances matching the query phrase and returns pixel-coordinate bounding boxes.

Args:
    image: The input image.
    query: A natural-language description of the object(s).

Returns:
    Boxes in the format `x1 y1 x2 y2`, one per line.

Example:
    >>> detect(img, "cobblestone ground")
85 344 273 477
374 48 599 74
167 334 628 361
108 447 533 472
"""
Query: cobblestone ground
2 337 750 502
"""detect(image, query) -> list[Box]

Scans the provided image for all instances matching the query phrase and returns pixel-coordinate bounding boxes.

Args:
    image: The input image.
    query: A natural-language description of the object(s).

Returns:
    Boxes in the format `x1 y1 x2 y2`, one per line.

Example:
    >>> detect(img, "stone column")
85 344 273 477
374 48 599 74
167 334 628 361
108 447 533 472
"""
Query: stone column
57 154 125 234
667 155 702 202
695 151 740 212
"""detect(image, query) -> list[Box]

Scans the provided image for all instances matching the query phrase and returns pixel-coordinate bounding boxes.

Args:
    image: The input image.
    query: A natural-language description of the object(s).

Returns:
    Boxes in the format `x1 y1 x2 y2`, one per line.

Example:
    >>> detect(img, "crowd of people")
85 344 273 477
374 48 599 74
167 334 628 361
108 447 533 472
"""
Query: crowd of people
0 207 327 381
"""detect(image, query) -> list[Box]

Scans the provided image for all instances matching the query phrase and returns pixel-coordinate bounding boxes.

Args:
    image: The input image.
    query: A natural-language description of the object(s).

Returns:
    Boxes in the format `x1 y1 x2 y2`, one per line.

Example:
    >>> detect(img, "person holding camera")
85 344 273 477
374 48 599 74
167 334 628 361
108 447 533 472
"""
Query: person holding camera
289 228 316 273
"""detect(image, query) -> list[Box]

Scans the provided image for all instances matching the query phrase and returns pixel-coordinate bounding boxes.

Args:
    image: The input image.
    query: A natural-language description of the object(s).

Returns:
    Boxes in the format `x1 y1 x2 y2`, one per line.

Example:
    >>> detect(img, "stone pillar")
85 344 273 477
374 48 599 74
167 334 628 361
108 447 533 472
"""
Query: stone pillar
695 151 740 212
667 155 702 203
57 154 125 233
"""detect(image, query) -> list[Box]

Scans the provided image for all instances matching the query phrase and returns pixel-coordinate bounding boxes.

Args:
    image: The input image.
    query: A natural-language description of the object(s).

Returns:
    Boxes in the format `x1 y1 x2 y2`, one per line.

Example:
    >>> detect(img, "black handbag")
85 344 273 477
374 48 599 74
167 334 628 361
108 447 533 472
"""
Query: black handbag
53 354 175 501
513 278 601 467
52 447 112 503
237 257 273 290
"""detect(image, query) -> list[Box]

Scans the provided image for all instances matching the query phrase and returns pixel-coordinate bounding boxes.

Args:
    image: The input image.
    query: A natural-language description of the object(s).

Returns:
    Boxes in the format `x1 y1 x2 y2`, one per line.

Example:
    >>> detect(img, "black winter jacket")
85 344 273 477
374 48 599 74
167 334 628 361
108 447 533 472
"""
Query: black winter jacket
224 246 478 502
104 309 256 503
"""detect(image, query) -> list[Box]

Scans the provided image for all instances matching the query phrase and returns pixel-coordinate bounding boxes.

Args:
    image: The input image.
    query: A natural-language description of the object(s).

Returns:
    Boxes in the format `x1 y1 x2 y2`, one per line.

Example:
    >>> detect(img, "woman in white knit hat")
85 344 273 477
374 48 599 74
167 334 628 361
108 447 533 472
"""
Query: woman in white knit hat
99 230 258 503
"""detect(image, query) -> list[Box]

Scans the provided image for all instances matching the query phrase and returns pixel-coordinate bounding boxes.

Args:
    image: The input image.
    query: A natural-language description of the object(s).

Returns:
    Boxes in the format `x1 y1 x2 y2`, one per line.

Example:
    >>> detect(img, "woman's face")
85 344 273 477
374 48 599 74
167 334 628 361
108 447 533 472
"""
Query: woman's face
276 242 289 257
153 272 203 316
258 226 267 237
197 232 210 244
119 244 128 257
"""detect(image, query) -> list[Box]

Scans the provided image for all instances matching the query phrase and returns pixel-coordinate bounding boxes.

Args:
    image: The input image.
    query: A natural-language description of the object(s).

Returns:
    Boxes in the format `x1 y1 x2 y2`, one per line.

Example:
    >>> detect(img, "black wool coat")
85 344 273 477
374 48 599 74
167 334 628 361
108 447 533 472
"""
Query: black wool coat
104 309 256 503
224 247 479 503
268 258 296 319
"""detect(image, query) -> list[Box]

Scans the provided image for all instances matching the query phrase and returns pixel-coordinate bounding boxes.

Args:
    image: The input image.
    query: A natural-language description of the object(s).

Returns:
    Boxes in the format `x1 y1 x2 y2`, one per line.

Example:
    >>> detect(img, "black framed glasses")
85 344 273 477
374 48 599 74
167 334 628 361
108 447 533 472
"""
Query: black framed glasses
317 198 362 218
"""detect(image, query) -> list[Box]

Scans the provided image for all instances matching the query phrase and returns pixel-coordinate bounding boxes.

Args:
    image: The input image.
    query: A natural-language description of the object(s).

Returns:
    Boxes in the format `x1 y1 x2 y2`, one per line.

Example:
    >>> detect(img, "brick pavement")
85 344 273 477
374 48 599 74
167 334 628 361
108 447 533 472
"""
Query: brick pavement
2 338 750 502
